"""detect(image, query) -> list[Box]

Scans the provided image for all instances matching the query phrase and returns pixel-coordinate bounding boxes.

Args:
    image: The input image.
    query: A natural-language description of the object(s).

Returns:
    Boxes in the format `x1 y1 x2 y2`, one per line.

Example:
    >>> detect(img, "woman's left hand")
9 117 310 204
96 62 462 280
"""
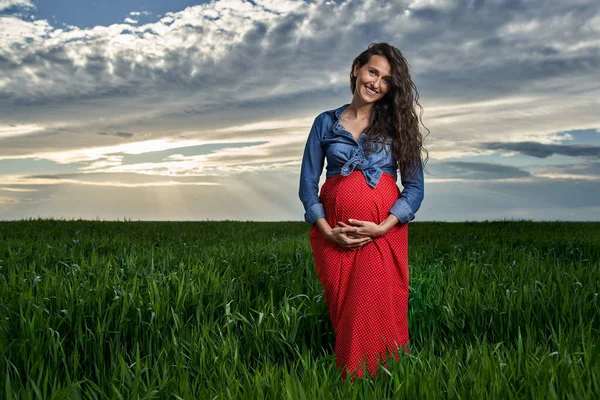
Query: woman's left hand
336 219 386 239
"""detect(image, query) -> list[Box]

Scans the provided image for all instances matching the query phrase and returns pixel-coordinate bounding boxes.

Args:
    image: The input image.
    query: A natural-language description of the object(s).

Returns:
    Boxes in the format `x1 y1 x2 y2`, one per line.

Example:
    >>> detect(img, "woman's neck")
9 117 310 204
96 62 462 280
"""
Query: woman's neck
346 99 373 121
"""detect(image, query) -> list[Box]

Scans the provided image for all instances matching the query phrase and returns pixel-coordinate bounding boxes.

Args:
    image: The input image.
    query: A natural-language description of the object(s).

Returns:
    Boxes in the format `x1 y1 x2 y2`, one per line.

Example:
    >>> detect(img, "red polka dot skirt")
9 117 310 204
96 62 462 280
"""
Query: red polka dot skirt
309 170 410 380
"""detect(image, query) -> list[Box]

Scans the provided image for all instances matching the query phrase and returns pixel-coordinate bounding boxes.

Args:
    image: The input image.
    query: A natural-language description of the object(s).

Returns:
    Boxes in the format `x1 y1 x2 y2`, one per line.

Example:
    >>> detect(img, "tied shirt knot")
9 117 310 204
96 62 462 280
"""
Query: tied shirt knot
340 147 384 188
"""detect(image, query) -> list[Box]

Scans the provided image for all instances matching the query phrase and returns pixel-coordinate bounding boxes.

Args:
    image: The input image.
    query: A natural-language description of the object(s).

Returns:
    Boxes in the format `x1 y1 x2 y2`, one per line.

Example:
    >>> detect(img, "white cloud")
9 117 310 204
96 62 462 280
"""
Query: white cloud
0 16 52 51
533 173 600 181
0 173 220 187
0 0 299 101
0 195 20 204
0 187 38 192
0 0 34 12
214 117 313 133
0 124 45 139
408 0 453 9
25 138 208 164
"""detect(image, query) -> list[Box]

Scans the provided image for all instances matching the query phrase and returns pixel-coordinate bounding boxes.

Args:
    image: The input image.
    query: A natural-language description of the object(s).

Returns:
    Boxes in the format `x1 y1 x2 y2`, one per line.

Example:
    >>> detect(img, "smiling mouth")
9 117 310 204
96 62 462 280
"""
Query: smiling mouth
365 86 378 96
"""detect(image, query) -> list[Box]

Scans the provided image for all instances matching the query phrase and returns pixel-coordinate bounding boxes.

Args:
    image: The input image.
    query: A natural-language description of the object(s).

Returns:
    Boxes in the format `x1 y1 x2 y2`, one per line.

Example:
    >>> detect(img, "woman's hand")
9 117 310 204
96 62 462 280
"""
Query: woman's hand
324 225 373 250
337 219 387 239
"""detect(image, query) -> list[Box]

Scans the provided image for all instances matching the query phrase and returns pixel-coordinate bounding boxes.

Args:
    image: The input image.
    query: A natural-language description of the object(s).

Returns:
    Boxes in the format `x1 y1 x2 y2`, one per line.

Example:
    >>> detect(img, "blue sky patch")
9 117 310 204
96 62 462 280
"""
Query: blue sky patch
0 158 85 175
15 0 210 28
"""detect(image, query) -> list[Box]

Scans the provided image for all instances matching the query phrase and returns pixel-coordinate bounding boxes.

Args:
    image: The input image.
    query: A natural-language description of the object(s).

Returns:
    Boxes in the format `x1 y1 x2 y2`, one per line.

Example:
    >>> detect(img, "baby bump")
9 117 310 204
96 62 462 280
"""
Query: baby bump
319 170 401 226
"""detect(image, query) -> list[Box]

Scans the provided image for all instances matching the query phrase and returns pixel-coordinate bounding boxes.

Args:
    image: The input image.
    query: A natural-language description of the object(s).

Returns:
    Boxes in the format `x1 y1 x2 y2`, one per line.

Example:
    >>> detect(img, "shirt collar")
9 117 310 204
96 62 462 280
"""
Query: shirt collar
332 104 351 137
333 103 350 121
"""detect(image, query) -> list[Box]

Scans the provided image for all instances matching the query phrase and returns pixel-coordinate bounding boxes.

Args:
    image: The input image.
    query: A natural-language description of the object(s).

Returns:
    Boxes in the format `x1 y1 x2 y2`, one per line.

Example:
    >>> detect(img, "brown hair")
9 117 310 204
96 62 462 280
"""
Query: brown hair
350 42 429 179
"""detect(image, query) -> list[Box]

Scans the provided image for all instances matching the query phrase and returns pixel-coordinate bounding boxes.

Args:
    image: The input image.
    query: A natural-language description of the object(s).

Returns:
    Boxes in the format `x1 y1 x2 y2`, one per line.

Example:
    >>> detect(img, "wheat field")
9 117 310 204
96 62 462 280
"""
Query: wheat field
1 219 598 399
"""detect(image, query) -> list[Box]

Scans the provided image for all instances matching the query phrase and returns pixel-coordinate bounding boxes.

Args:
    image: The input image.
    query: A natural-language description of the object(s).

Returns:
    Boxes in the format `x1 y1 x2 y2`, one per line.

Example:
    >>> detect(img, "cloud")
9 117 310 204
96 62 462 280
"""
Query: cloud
0 0 307 104
97 131 135 138
428 161 532 180
0 124 45 138
0 0 34 12
527 160 600 181
124 17 138 24
2 0 595 109
481 141 600 158
0 171 221 187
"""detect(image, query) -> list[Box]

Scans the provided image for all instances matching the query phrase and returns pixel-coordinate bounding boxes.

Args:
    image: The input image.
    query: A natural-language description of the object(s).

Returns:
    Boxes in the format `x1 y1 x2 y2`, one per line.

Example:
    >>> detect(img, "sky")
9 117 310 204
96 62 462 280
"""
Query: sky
0 0 599 222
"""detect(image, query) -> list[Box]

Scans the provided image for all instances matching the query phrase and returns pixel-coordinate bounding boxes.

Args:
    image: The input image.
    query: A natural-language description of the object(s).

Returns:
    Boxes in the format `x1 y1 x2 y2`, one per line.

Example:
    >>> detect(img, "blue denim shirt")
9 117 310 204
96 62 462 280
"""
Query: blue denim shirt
299 103 424 225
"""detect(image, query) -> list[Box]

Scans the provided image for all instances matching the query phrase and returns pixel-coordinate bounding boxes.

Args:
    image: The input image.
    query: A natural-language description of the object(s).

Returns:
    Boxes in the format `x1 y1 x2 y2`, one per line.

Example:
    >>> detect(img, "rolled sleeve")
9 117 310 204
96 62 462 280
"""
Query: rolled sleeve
304 203 326 224
388 199 415 224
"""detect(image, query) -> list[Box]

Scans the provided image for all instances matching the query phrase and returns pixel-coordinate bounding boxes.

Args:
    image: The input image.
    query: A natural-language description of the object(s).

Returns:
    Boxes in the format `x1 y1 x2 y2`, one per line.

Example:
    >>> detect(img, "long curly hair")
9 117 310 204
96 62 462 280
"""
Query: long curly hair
350 42 429 180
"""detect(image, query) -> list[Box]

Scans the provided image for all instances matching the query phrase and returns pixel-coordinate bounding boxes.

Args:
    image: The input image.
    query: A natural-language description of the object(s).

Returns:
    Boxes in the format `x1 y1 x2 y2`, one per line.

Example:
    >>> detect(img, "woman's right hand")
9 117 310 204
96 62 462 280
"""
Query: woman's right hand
324 226 373 250
314 217 372 250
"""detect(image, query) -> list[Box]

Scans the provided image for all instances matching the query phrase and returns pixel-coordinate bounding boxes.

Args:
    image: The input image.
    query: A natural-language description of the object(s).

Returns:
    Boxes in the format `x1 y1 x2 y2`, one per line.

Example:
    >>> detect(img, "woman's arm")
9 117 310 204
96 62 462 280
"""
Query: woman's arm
387 159 425 224
299 115 327 224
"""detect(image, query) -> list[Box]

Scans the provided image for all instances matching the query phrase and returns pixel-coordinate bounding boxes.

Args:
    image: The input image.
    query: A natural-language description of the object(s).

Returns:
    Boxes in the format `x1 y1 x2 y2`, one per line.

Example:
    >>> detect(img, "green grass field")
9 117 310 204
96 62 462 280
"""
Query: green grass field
1 219 599 399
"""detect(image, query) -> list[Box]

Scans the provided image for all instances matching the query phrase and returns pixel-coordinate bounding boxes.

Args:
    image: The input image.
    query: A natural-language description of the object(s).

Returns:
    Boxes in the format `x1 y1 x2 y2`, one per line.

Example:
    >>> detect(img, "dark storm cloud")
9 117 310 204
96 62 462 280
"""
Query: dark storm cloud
432 161 531 180
482 141 600 158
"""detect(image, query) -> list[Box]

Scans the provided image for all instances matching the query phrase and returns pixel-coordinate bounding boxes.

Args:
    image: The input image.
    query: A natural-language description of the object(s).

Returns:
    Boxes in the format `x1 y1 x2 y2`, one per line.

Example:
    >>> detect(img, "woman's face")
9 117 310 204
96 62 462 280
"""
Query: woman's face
352 54 392 104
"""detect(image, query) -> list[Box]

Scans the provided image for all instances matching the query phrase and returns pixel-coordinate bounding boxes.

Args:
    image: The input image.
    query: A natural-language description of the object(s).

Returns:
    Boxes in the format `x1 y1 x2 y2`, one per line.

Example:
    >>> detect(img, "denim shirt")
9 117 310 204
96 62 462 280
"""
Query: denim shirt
298 103 424 225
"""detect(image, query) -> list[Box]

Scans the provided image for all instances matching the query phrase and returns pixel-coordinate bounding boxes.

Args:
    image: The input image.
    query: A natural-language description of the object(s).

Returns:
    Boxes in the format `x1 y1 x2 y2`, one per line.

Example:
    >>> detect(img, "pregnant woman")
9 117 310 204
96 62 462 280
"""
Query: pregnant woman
299 42 428 380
